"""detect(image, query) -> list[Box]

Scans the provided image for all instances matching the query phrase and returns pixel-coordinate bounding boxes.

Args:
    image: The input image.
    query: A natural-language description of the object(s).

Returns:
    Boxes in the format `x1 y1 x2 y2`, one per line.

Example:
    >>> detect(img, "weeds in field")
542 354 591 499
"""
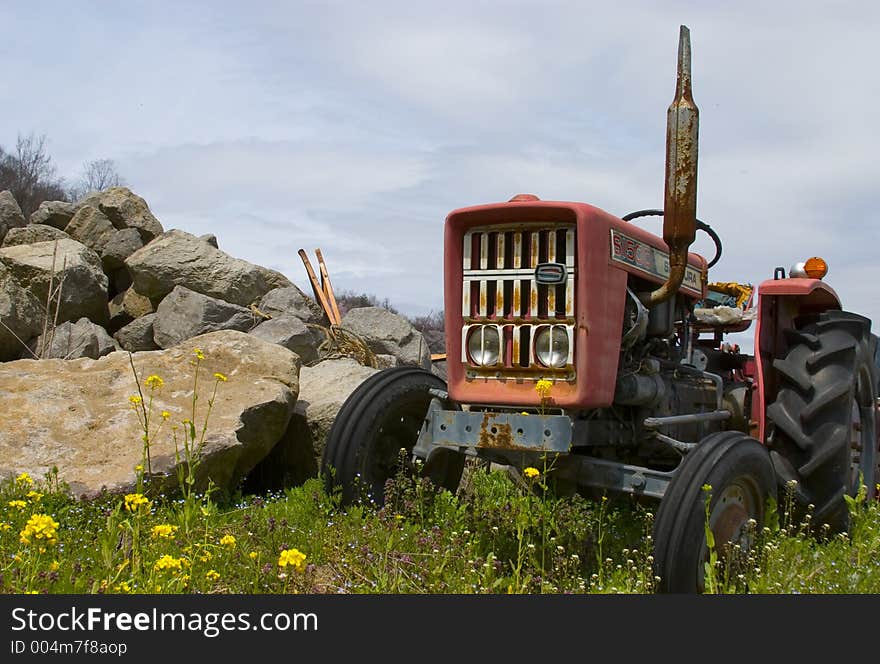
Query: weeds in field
127 347 228 533
1 458 878 594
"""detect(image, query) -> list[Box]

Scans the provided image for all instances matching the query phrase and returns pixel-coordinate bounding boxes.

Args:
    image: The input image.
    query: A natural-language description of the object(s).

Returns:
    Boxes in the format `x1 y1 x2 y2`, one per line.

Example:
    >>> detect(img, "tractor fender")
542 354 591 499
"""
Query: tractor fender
751 278 842 442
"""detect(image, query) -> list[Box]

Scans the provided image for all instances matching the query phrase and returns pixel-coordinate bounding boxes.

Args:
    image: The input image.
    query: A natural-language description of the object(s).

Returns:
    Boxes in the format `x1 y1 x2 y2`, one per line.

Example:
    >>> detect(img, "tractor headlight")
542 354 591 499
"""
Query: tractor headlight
467 325 500 366
535 326 569 368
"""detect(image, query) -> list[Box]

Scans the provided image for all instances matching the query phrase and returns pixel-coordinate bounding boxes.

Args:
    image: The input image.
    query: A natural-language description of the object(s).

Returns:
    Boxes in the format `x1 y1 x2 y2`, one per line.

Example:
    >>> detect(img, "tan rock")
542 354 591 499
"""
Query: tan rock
283 358 379 465
78 187 163 242
0 330 300 498
0 238 109 326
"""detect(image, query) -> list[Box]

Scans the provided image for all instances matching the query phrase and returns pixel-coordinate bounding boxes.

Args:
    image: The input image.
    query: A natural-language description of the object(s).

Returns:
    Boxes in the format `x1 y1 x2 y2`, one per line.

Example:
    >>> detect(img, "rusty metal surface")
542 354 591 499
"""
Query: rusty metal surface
427 409 572 452
649 24 699 305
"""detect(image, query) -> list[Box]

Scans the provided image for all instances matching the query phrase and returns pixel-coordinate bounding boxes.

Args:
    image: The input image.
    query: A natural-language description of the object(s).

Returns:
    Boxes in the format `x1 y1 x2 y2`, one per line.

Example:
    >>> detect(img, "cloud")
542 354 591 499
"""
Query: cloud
1 0 878 327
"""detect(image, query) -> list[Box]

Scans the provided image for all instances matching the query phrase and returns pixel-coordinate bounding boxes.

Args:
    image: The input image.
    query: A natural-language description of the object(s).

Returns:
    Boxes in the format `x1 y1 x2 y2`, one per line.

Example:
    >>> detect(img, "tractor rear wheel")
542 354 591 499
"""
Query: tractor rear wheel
766 311 878 530
321 367 465 506
652 431 776 593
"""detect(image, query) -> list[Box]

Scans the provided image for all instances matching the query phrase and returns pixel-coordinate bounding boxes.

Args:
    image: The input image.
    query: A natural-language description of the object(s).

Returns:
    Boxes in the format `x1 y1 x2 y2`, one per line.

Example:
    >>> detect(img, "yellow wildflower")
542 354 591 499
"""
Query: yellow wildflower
194 348 205 360
535 379 553 399
523 467 540 479
153 555 183 572
26 490 43 502
277 548 306 572
114 581 132 593
213 372 228 382
49 560 60 572
19 514 59 546
134 464 143 472
0 523 11 531
205 569 220 582
15 472 34 486
128 395 142 406
248 551 259 560
161 411 170 420
151 524 178 539
8 500 27 510
144 374 164 390
219 534 236 548
199 551 213 563
123 493 151 513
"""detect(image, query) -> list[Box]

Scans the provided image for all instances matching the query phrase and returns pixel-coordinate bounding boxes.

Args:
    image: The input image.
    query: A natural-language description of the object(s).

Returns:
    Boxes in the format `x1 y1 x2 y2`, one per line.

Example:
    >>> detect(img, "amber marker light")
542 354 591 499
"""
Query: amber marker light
803 256 828 279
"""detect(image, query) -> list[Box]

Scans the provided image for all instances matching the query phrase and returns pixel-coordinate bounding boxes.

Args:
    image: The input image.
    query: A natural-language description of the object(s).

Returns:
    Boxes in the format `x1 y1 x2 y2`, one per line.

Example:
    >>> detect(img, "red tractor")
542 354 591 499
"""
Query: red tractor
322 26 880 593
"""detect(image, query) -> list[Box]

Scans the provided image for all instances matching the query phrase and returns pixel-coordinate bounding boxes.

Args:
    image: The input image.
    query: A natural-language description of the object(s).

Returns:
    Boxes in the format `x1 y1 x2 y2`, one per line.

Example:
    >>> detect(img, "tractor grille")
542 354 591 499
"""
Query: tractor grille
461 225 576 372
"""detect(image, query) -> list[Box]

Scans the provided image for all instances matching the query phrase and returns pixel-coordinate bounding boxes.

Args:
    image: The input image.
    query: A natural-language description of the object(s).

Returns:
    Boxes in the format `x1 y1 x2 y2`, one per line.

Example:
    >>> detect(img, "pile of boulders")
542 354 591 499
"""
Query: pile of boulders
0 187 439 498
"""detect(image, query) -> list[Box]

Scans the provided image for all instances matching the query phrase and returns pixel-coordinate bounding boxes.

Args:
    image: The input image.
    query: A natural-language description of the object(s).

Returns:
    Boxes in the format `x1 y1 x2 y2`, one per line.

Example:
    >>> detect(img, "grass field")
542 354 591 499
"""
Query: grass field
2 460 878 595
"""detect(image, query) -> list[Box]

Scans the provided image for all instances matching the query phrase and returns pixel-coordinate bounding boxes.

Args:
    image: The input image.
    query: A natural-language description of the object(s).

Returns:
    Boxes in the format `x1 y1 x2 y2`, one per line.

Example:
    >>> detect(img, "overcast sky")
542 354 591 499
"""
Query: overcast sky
1 1 878 339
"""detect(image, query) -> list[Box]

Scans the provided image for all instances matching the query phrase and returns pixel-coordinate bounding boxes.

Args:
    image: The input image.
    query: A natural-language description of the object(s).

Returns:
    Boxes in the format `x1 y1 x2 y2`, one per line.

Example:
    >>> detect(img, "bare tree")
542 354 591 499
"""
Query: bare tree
0 133 68 216
68 158 124 200
335 290 399 317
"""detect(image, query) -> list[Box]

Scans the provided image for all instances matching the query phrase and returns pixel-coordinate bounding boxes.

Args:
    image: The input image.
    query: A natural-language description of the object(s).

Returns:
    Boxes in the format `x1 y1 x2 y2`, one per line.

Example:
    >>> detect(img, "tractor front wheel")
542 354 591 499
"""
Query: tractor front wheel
652 431 776 593
321 367 465 506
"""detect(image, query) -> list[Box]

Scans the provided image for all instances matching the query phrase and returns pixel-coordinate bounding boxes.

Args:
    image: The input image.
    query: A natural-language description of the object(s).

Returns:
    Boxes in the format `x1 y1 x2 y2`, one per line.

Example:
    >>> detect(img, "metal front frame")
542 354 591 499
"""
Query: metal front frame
413 398 673 500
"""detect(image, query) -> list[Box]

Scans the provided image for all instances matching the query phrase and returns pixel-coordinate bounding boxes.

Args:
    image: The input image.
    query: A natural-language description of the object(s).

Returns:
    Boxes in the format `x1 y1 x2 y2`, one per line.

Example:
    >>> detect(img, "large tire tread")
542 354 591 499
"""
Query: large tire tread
766 310 878 527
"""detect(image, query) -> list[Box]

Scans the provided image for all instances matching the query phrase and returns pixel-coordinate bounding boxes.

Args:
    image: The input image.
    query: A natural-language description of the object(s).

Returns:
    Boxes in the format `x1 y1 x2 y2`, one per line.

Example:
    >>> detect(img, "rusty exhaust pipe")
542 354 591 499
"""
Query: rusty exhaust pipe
648 25 699 306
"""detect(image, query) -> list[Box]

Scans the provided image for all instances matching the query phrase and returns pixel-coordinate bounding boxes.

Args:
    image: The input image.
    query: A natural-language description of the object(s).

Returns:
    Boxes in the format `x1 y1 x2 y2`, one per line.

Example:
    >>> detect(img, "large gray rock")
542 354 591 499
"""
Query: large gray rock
249 315 319 364
0 239 109 326
65 205 116 256
101 228 143 272
341 306 431 369
258 285 326 325
113 313 159 352
153 285 257 348
126 230 292 307
29 201 76 230
0 191 26 245
375 354 400 369
0 263 44 361
0 330 301 497
27 317 115 360
422 329 446 354
285 358 379 463
430 359 448 382
78 187 163 243
2 224 70 248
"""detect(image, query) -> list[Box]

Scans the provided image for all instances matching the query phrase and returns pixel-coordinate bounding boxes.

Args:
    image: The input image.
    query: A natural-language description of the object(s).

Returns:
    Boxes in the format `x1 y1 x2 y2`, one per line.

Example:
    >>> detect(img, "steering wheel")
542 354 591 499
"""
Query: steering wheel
621 209 722 269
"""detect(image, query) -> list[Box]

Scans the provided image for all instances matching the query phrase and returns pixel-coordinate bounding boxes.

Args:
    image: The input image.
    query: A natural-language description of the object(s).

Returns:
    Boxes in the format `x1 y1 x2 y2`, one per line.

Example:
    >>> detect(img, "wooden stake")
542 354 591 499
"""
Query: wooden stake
315 248 342 326
298 249 339 325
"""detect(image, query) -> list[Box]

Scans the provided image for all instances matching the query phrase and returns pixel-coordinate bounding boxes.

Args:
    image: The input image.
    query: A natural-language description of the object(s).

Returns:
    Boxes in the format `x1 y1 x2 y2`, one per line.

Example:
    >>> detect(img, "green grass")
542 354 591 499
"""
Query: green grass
2 464 879 594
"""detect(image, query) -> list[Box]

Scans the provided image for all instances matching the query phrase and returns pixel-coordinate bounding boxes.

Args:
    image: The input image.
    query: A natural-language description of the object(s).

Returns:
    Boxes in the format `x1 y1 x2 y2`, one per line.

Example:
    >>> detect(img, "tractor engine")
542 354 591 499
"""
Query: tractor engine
441 199 741 474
